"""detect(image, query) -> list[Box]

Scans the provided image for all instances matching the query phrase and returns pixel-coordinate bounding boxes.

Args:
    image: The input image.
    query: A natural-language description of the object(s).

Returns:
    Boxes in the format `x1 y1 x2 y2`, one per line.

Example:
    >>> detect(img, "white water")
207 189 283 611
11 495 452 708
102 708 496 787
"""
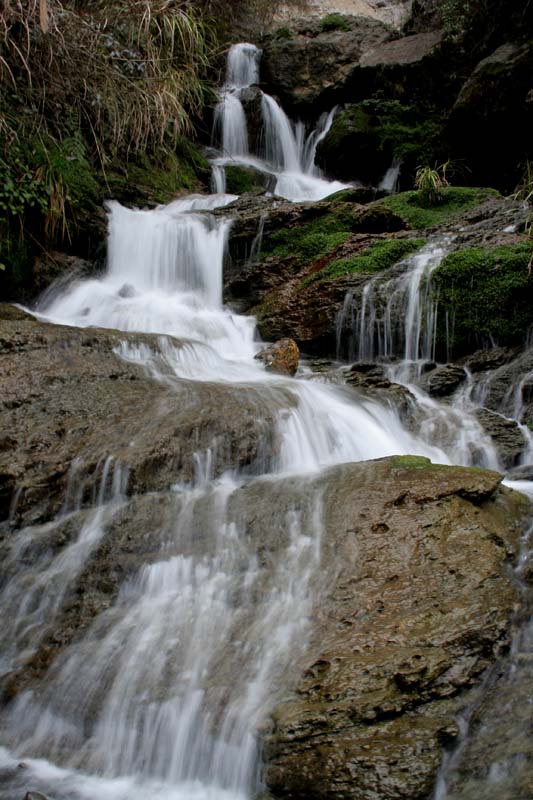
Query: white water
2 39 532 800
212 43 348 202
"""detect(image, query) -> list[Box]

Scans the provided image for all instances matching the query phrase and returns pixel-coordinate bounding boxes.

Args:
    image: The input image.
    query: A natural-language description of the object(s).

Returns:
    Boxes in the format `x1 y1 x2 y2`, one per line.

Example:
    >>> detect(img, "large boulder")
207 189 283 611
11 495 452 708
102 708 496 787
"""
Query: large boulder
446 42 533 190
260 457 527 800
261 16 392 113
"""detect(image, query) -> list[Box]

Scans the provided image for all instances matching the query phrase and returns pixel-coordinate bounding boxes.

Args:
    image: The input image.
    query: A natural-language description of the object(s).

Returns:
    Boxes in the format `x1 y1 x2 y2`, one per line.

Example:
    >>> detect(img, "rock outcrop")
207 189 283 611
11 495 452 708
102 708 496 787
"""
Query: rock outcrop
262 458 528 800
0 305 294 527
256 338 300 375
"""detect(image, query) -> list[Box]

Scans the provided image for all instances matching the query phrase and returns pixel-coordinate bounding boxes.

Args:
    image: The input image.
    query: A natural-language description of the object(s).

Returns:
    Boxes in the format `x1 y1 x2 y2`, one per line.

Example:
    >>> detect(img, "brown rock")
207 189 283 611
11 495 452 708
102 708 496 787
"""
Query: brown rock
0 306 295 527
256 338 300 375
261 457 528 800
359 30 443 67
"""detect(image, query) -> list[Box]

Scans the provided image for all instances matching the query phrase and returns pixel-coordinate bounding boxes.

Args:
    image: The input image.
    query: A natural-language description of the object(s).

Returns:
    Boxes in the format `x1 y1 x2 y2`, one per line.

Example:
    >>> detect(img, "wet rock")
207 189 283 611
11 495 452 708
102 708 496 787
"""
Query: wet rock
506 464 533 481
465 347 533 425
258 458 528 800
462 345 522 374
24 793 50 800
419 363 467 397
474 408 528 469
0 306 294 527
32 252 96 300
343 363 415 420
261 17 392 113
1 457 527 792
256 338 300 376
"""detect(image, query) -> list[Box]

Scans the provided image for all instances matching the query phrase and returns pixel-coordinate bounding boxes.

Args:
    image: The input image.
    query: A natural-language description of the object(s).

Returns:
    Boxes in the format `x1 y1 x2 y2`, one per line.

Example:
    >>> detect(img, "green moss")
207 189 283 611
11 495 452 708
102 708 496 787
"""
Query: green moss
321 100 444 167
301 238 426 288
319 13 351 32
381 187 500 229
225 165 261 194
263 209 352 264
390 455 432 469
274 26 293 40
432 242 533 355
107 140 208 206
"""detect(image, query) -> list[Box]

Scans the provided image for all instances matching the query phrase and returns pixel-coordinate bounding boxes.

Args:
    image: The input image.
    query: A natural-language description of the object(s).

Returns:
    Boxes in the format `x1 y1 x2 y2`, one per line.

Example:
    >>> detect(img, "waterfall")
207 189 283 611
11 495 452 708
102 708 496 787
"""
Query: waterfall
378 158 402 193
226 42 261 89
346 238 450 374
211 43 348 203
2 38 532 800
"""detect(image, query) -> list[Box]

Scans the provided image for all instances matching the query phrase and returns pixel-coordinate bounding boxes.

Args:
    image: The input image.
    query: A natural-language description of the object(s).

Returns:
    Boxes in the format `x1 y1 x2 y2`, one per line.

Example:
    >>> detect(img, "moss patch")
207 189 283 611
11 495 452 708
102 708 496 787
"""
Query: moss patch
225 165 263 194
390 455 432 469
263 209 353 265
432 242 533 355
301 238 426 288
381 187 500 229
107 140 209 207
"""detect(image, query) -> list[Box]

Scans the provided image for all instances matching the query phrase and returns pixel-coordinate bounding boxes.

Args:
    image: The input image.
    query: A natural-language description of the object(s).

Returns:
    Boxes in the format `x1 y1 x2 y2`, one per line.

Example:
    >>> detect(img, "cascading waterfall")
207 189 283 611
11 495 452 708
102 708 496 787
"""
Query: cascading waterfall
350 237 451 374
2 38 533 800
212 43 348 202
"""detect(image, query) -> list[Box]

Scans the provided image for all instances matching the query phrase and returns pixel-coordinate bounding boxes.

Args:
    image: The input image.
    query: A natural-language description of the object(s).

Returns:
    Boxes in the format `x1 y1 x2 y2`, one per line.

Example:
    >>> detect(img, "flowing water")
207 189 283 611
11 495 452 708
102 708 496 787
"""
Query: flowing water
1 39 533 800
212 43 348 202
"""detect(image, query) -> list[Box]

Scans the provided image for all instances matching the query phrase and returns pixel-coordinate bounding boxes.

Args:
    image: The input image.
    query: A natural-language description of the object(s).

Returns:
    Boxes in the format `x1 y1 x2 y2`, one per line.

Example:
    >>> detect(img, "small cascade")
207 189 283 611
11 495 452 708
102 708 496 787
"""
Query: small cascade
211 43 348 203
343 237 450 376
226 42 261 89
378 158 402 193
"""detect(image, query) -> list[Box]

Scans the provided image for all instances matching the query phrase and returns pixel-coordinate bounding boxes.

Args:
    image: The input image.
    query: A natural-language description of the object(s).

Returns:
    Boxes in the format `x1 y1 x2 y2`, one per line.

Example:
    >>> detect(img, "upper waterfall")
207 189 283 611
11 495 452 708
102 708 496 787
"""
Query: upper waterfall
212 43 348 202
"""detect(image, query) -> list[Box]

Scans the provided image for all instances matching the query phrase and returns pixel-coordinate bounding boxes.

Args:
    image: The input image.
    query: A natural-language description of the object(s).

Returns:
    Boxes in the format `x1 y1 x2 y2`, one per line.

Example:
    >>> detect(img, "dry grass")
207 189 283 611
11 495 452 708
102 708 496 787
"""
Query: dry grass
0 0 214 158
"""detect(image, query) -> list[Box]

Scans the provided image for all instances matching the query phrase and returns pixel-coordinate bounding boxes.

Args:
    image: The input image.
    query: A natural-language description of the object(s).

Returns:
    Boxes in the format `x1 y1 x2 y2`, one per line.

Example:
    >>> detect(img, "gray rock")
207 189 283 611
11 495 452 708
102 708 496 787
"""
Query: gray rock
419 363 467 397
474 407 528 469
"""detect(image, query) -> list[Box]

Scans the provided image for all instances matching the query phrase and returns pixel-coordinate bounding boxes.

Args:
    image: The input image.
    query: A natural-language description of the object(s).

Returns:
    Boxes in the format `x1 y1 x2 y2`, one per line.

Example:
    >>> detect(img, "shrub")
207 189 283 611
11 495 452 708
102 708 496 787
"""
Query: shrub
319 14 351 32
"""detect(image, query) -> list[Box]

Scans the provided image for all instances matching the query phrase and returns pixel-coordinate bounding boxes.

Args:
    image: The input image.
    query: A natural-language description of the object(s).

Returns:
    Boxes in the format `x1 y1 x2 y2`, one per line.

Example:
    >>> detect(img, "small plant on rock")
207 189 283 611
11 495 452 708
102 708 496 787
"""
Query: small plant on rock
319 13 350 32
415 162 451 207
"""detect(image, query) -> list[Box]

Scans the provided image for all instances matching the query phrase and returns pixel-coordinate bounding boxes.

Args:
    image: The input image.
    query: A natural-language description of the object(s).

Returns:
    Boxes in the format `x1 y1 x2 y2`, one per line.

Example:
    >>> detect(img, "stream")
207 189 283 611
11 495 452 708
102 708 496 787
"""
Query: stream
0 42 532 800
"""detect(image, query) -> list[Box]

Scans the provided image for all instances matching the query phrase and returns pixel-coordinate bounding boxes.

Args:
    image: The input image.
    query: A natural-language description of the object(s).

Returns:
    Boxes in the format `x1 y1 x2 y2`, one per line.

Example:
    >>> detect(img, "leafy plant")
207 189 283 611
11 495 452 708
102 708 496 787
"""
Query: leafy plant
415 162 451 207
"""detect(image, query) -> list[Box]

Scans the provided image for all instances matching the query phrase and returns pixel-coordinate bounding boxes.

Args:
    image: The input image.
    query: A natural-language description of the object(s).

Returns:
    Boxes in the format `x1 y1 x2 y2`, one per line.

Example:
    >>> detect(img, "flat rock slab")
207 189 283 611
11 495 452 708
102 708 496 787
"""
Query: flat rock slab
0 306 293 527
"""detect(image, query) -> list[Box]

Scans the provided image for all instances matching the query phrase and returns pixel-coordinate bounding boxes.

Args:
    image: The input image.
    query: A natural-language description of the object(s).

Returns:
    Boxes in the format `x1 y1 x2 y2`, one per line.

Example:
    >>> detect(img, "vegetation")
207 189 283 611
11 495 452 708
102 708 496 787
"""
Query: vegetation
432 242 533 355
415 163 451 207
224 166 263 194
263 208 354 265
319 14 351 32
301 238 426 288
381 187 499 229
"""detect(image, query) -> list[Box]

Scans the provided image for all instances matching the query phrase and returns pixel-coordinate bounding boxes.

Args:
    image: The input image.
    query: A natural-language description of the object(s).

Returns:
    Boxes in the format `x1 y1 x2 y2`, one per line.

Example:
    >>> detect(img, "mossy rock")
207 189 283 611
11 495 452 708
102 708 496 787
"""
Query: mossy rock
381 187 500 229
224 165 268 195
319 13 352 32
106 140 210 207
302 237 426 288
262 207 354 265
432 242 533 356
316 100 444 185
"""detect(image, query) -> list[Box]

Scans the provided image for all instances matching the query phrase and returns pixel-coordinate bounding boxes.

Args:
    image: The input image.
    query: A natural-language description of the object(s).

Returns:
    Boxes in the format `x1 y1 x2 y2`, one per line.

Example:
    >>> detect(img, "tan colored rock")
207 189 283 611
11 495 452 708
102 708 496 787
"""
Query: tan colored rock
360 30 442 67
256 338 300 375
